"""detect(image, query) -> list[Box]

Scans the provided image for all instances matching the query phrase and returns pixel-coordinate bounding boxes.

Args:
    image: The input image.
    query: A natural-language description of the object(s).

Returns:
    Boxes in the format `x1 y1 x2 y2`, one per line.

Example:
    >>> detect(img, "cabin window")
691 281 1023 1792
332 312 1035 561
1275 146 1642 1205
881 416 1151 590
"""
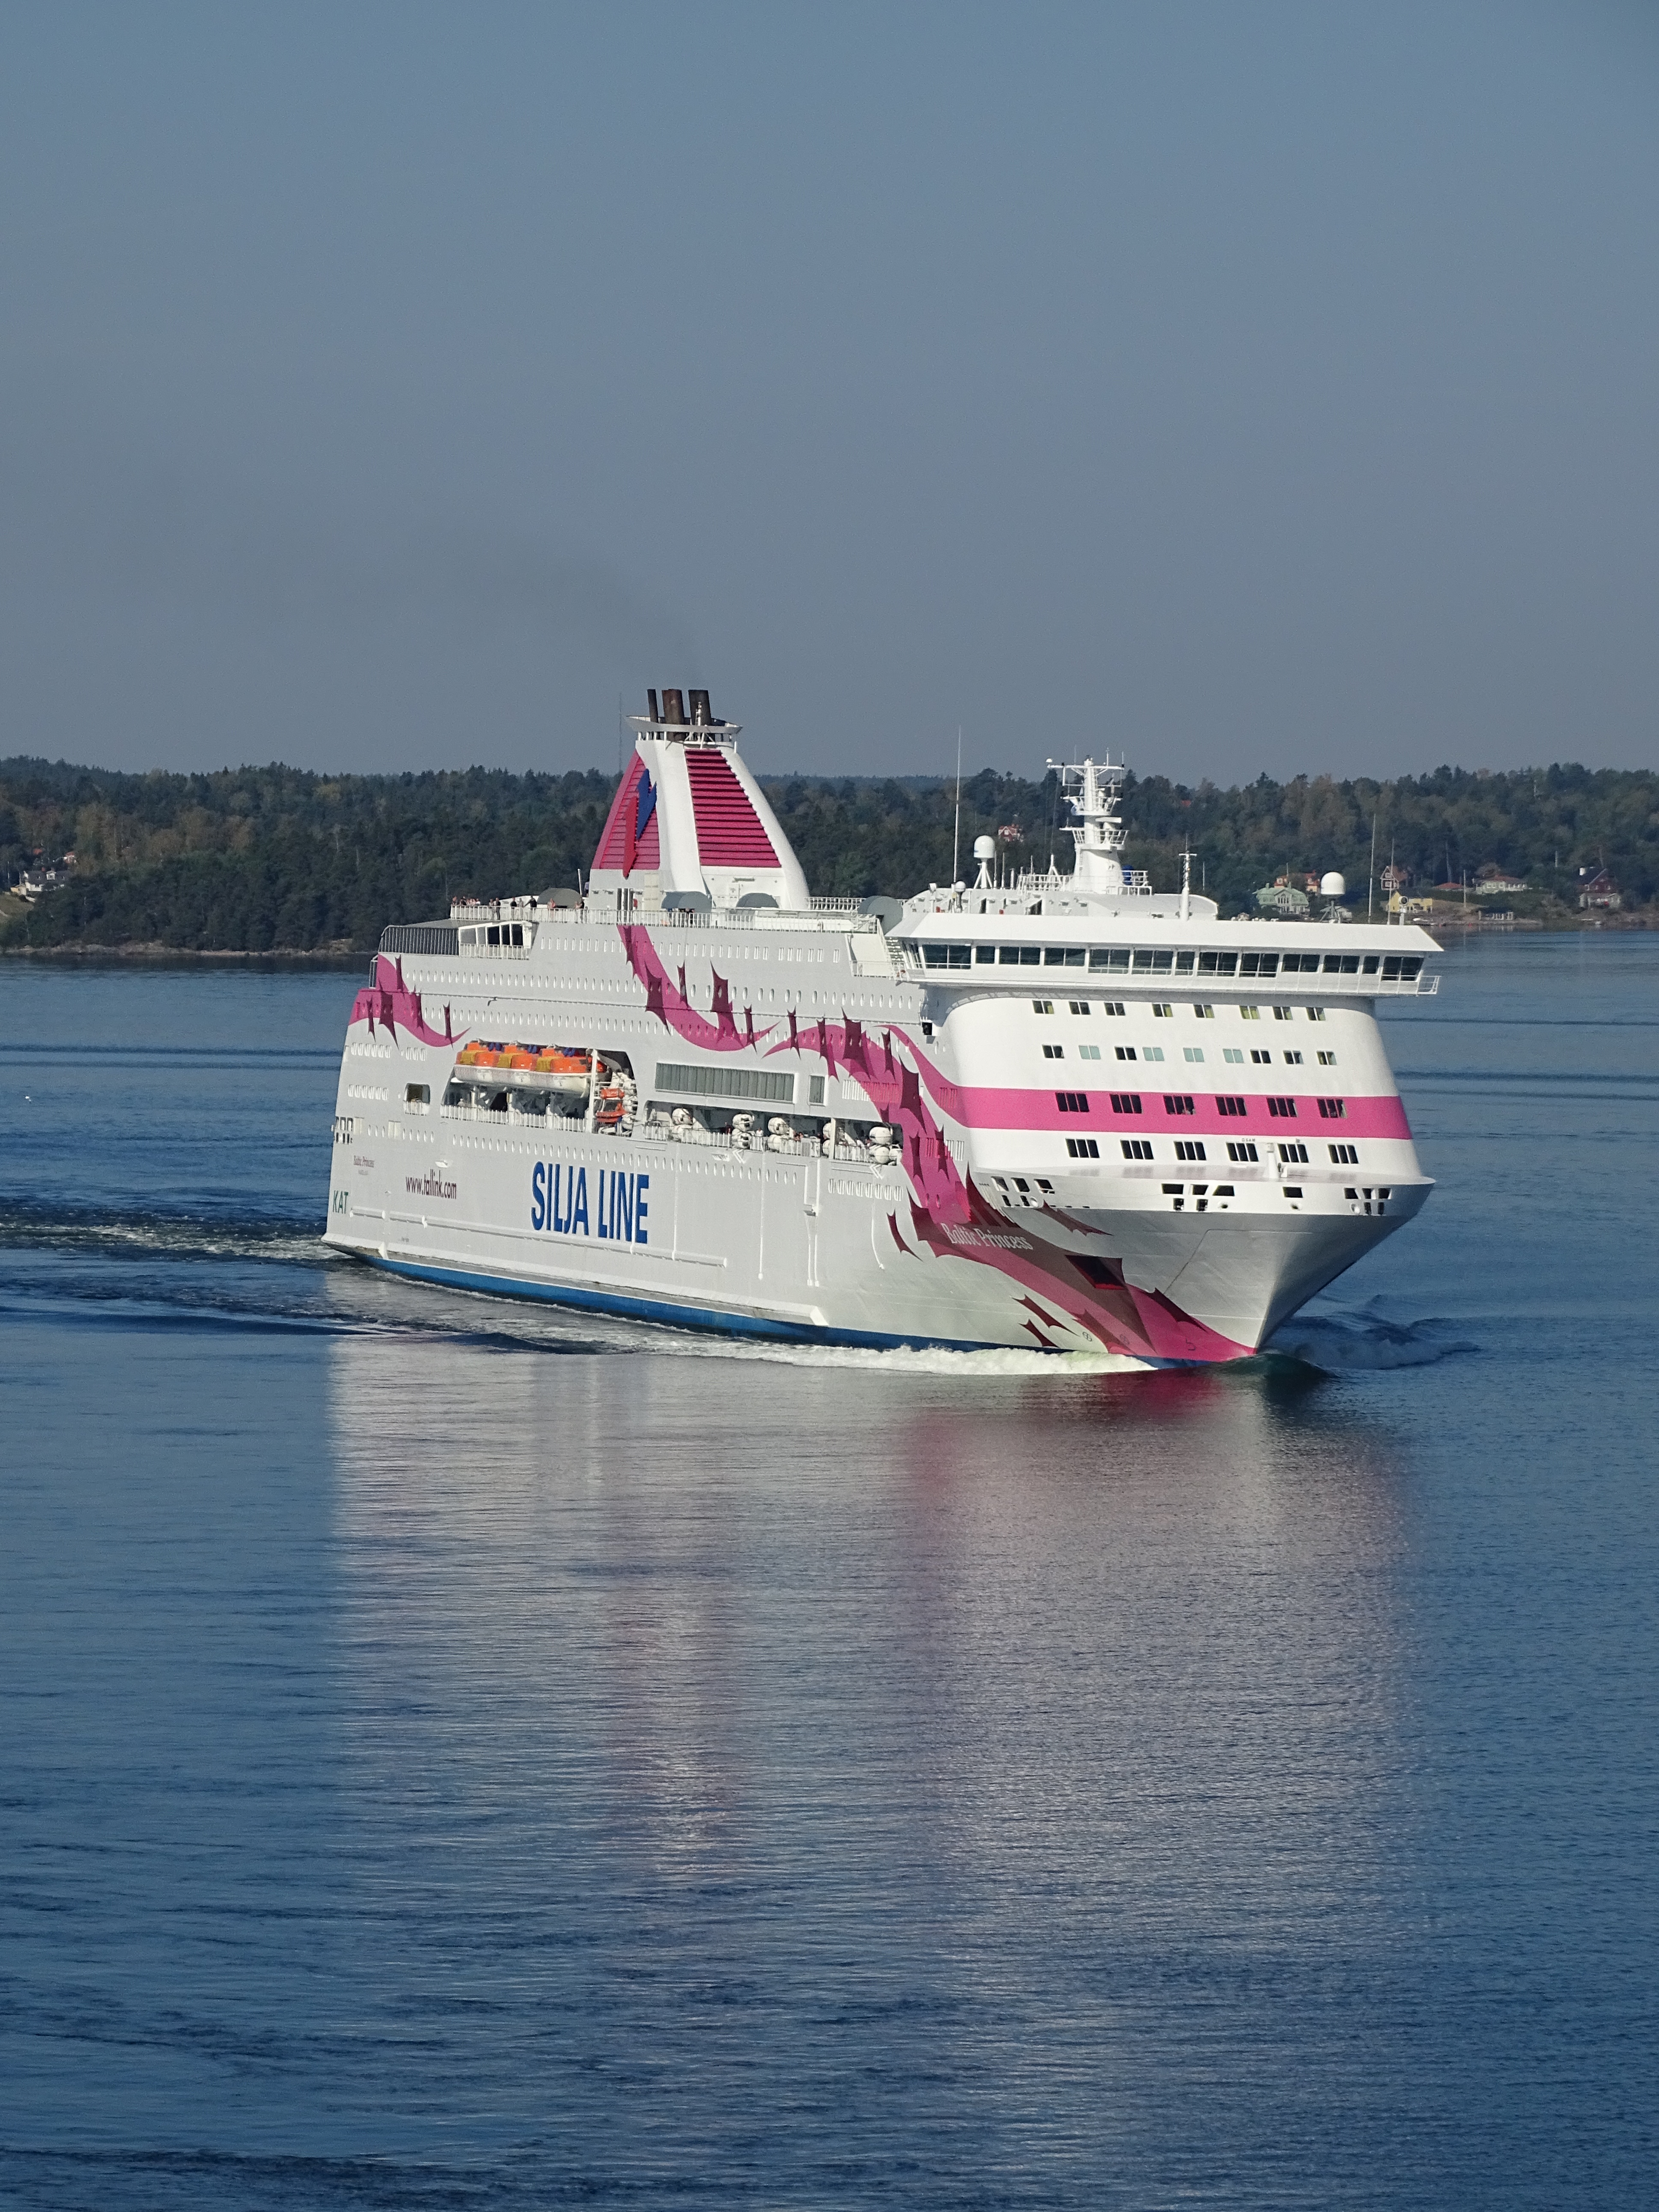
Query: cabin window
1043 1043 1064 1059
1152 1003 1173 1018
1101 1001 1126 1016
1318 1051 1337 1066
1307 1006 1326 1021
1251 1049 1272 1065
1143 1046 1165 1062
1272 1006 1293 1021
1183 1048 1205 1063
1329 1143 1359 1164
1193 1004 1214 1019
1109 1092 1143 1114
1239 1005 1260 1021
1317 1097 1347 1119
1163 1094 1196 1116
1226 1141 1259 1162
1223 1048 1244 1064
1065 1137 1100 1159
809 1077 826 1104
1068 1001 1090 1016
1267 1097 1298 1118
406 1083 430 1107
1115 1045 1136 1062
1278 1142 1310 1164
1174 1140 1206 1162
1217 1096 1248 1116
1079 1043 1101 1060
1121 1138 1153 1159
1032 999 1054 1015
1054 1091 1091 1113
1283 1051 1304 1065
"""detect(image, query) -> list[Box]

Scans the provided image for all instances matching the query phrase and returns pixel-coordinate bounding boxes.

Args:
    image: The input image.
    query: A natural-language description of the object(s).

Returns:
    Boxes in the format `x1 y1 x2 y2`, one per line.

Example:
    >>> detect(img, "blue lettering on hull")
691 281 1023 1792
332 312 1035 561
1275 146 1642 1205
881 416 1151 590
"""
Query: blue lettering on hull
530 1161 648 1244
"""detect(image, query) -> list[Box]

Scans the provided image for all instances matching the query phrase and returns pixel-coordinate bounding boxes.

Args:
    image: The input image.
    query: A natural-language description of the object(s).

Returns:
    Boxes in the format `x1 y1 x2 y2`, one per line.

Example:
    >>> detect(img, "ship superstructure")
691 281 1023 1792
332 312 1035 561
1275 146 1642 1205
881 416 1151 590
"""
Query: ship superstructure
324 693 1438 1360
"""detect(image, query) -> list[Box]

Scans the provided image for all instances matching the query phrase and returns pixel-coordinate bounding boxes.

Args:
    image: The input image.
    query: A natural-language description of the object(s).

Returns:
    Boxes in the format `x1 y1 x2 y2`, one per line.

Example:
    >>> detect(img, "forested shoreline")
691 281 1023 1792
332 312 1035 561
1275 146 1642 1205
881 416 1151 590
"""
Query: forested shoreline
3 753 1654 954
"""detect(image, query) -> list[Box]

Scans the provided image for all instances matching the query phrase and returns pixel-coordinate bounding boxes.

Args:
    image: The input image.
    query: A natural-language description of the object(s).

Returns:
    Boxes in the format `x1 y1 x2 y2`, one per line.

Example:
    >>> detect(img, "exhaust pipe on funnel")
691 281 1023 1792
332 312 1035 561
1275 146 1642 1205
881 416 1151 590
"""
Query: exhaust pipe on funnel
689 689 711 725
660 688 685 725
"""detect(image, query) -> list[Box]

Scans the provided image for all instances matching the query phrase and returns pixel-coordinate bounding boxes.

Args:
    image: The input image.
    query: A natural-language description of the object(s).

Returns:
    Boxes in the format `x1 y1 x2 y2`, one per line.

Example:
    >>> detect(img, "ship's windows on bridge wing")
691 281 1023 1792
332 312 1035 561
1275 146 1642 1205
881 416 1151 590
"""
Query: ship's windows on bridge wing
1001 946 1042 965
1381 955 1424 981
1110 1092 1143 1114
1174 952 1196 974
975 945 996 963
1055 1091 1091 1113
1317 1097 1347 1118
1065 1137 1101 1158
1267 1097 1298 1117
1132 950 1175 974
1043 947 1087 967
1197 951 1239 975
1175 1140 1206 1161
923 943 972 968
1238 952 1280 977
1278 1142 1310 1164
1217 1096 1248 1116
1323 953 1362 973
1164 1094 1196 1116
1089 948 1132 972
1226 1141 1260 1162
1279 952 1322 973
1121 1138 1153 1158
1362 955 1380 974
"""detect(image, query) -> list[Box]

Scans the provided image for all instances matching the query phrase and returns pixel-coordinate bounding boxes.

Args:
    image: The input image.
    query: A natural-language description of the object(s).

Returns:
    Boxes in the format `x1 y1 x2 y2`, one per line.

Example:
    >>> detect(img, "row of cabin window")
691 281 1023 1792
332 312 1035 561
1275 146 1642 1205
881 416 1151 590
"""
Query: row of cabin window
923 944 1423 980
1033 999 1325 1022
1044 1043 1336 1065
1065 1138 1358 1164
1080 1091 1347 1120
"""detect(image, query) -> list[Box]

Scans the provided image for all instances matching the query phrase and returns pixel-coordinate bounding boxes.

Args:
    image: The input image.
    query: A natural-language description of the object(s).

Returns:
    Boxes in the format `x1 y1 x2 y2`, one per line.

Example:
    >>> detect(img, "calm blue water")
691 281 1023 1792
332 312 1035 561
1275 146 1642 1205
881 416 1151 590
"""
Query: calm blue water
2 937 1656 2209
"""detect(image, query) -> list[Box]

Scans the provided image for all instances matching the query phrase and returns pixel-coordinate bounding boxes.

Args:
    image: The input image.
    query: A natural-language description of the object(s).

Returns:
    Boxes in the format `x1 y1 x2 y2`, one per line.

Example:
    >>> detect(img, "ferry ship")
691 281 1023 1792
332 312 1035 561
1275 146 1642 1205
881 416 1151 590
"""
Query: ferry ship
324 690 1439 1361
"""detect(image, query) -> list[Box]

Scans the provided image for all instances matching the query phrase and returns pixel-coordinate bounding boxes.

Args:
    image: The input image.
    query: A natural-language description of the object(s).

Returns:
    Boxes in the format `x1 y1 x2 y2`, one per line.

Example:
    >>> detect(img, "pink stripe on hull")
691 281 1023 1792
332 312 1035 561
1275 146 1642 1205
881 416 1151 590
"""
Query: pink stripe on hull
914 1063 1412 1141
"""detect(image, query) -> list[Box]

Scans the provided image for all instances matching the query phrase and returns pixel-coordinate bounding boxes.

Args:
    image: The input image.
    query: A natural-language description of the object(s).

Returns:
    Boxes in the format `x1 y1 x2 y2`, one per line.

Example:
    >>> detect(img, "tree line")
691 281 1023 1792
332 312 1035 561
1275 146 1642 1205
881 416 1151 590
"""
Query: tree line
2 753 1653 953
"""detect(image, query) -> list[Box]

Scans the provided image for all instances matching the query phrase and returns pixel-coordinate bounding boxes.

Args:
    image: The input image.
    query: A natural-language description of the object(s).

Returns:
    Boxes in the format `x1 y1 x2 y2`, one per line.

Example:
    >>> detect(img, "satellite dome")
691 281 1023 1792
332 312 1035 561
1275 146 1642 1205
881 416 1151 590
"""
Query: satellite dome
973 835 996 862
1319 872 1347 897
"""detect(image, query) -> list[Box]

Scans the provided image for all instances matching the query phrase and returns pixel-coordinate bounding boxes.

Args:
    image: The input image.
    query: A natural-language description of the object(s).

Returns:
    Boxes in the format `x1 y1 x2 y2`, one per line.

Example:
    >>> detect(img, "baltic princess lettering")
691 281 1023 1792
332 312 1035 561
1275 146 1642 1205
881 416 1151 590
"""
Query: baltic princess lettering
324 690 1439 1359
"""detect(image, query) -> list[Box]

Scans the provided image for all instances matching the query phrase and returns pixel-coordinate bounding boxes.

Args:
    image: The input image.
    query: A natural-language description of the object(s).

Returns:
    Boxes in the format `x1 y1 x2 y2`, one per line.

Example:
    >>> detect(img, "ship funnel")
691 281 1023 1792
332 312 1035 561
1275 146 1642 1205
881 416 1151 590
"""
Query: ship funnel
689 688 712 725
647 688 661 721
660 687 685 726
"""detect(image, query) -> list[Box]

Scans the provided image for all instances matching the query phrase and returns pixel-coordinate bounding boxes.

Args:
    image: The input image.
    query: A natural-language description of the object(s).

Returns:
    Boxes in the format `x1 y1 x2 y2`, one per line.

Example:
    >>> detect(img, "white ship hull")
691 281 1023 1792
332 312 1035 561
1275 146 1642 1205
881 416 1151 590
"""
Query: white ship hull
324 917 1432 1362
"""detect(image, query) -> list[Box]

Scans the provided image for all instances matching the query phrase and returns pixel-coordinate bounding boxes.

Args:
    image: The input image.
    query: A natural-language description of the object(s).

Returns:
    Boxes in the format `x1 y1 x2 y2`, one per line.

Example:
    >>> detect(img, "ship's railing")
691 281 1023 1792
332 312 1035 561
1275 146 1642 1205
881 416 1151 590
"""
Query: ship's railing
636 1118 889 1162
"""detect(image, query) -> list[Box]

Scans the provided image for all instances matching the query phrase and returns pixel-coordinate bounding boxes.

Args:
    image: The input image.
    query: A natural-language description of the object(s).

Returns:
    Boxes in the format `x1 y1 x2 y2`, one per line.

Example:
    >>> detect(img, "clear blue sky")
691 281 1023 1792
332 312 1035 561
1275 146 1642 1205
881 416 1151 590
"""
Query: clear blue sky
3 2 1656 783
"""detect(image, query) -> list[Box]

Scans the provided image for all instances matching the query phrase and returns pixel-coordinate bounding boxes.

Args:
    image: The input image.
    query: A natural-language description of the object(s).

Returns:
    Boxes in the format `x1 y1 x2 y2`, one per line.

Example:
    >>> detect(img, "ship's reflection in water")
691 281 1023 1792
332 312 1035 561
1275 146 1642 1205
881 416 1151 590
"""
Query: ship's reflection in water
325 1333 1416 2193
